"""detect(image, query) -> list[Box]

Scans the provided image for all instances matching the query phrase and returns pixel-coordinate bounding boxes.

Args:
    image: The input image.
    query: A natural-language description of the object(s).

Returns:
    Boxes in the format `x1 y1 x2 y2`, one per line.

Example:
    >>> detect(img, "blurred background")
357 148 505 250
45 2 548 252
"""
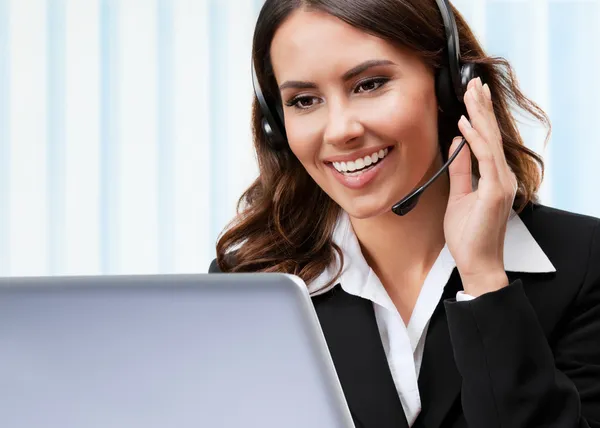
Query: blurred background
0 0 598 277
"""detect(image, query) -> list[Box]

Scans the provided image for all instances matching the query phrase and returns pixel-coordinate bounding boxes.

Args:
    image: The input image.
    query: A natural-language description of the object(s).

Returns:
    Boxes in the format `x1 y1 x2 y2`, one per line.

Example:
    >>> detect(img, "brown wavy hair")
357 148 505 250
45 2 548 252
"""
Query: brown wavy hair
214 0 550 291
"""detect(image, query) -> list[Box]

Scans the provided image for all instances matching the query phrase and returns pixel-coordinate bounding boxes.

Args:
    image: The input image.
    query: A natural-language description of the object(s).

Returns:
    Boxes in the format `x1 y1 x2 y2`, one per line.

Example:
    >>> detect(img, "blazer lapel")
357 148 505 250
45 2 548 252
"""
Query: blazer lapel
313 285 409 428
414 268 463 428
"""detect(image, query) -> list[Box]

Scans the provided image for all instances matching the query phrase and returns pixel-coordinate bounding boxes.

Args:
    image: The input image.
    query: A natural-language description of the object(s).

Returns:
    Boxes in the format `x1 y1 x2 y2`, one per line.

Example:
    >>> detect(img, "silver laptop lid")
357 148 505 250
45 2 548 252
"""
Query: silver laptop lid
0 273 355 428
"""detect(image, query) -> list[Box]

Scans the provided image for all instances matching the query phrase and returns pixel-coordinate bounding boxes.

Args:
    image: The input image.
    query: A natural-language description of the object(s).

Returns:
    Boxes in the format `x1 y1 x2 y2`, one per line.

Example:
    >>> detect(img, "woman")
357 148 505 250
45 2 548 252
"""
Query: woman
209 0 600 427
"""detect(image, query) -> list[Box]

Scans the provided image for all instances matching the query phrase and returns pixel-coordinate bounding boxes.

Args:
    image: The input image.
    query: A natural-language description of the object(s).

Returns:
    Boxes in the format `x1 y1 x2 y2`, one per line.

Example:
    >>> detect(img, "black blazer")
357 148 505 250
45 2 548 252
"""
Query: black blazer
209 203 600 428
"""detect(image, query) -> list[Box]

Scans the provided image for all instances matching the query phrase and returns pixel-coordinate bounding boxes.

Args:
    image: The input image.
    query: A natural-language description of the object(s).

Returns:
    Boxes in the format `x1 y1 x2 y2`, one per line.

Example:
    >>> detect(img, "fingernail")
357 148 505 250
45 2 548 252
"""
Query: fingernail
460 115 471 128
477 77 483 89
483 83 492 101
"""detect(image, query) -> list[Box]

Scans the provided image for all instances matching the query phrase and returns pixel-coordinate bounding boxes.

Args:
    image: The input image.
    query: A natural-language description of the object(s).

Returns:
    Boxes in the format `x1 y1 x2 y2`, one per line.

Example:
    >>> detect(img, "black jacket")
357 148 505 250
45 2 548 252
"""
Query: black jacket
209 203 600 428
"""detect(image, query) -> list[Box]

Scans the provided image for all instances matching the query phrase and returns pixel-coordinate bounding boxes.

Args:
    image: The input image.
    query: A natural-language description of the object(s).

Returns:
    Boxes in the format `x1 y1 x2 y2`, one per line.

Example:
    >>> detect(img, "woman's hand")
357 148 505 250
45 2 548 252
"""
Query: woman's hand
444 77 517 298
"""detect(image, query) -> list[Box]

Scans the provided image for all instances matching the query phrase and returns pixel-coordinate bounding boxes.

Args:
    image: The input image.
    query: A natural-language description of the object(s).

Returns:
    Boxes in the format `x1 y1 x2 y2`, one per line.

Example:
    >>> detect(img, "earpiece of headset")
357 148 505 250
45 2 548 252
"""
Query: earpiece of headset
251 62 288 150
433 0 479 113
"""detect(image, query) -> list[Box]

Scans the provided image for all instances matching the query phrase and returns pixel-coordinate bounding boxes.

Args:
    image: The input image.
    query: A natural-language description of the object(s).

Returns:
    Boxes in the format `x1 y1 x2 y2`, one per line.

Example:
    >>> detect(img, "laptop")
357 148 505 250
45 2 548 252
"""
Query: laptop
0 273 355 428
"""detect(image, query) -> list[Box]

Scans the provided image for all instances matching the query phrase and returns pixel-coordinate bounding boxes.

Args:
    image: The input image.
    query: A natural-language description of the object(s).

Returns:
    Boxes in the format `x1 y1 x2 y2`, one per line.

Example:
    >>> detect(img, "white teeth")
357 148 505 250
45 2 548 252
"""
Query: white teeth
331 148 390 173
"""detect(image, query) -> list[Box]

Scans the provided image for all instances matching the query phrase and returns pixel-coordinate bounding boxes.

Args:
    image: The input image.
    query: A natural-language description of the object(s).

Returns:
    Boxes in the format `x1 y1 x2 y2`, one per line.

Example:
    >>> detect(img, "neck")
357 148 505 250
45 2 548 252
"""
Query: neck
349 156 450 305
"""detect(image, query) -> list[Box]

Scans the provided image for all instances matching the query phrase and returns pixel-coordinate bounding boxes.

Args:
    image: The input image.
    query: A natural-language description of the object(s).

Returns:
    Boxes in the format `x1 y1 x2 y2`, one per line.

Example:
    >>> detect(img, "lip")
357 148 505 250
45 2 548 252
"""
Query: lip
327 146 394 190
323 144 393 164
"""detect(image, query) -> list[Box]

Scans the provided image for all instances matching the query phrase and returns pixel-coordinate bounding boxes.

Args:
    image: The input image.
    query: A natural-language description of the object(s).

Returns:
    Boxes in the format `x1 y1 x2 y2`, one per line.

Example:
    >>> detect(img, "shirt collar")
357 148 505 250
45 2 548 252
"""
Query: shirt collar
307 209 556 296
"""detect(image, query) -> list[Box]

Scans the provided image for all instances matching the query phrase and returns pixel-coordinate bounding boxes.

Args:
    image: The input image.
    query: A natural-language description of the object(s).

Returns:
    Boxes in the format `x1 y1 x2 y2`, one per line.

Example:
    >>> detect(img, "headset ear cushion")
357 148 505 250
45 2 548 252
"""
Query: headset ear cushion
262 117 287 150
460 62 479 98
435 66 460 115
259 92 288 150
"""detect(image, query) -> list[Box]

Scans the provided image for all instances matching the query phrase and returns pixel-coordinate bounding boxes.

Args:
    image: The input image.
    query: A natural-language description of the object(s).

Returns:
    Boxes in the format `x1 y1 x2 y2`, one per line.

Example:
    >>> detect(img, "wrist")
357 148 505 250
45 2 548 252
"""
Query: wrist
460 270 509 298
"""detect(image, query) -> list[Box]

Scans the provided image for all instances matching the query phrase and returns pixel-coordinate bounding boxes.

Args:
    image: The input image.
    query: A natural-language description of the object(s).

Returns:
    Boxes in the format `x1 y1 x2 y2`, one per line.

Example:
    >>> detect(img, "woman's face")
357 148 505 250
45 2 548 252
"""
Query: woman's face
270 9 443 219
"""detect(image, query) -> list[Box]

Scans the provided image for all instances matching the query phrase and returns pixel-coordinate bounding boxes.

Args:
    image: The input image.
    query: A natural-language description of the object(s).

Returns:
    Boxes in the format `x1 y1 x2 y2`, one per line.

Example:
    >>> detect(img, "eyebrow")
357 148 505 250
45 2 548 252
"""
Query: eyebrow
278 59 396 91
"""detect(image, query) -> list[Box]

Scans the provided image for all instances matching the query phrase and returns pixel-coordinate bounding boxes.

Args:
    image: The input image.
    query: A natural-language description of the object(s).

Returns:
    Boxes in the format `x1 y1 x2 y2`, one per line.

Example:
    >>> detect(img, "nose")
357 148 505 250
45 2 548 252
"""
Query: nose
323 102 365 147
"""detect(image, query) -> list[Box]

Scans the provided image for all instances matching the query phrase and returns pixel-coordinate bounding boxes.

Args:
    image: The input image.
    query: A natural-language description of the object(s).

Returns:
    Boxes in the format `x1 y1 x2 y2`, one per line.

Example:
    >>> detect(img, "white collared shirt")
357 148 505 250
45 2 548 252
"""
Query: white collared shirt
306 210 556 426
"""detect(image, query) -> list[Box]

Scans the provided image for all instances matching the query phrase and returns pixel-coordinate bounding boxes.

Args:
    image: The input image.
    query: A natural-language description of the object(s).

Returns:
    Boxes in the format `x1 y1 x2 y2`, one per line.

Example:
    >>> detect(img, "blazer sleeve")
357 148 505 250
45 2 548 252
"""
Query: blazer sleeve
443 222 600 428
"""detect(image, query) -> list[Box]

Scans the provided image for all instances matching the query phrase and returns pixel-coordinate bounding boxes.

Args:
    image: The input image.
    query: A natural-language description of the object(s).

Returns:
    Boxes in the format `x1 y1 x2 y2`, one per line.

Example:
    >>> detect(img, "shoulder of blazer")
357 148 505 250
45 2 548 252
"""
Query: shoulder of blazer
208 258 221 273
208 252 237 273
517 203 600 314
519 202 600 258
520 201 600 232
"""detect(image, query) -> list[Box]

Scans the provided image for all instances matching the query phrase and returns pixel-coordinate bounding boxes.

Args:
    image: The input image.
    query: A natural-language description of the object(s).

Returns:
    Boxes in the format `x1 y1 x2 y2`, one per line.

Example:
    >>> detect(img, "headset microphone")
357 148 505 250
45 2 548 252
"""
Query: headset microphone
252 0 479 216
391 136 467 215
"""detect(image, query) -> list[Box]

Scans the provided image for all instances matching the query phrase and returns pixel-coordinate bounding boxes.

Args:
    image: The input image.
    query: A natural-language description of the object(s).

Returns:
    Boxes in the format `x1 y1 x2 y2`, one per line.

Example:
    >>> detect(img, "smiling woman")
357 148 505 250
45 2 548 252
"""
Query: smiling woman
210 1 600 427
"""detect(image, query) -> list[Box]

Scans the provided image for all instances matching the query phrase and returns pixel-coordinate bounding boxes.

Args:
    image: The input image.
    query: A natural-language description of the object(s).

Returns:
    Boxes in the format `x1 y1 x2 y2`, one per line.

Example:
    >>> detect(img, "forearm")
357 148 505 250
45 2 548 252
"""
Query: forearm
444 280 592 428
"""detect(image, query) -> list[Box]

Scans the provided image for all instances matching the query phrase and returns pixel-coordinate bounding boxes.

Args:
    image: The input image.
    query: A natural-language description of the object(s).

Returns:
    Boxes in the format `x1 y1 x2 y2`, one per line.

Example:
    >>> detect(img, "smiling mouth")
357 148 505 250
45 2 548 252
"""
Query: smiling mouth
327 146 394 176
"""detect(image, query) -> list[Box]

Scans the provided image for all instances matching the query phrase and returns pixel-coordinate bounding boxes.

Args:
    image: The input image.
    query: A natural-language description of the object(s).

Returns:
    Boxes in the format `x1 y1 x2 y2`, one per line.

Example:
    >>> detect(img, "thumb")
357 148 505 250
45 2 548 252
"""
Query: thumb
447 136 472 199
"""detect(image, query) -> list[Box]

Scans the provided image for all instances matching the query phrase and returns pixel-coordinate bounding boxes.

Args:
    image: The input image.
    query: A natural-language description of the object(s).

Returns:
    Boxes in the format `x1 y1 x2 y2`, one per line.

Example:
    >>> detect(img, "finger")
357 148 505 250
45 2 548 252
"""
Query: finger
464 79 513 189
465 78 506 166
480 83 506 163
457 114 502 203
457 114 499 183
447 136 473 200
463 81 505 166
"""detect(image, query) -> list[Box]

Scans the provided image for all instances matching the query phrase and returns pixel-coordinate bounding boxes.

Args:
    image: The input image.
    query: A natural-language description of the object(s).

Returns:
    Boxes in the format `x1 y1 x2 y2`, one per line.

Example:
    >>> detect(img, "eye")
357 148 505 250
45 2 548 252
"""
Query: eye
285 95 320 110
355 77 389 94
284 77 389 111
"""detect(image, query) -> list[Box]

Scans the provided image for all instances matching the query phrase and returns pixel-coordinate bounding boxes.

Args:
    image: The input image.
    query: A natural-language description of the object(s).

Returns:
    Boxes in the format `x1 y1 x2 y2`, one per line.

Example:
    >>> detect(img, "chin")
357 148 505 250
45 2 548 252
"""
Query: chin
338 196 395 220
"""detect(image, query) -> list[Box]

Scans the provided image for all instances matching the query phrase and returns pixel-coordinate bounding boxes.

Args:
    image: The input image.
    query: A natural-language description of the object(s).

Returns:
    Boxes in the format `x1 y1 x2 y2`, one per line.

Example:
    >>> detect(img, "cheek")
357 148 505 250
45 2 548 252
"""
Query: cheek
286 119 323 166
287 132 321 175
367 90 439 149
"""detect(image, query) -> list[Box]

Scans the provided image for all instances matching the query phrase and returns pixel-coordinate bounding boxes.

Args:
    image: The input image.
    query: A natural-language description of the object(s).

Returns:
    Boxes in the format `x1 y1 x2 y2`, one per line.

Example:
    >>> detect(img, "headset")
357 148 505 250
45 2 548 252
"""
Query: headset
251 0 480 216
